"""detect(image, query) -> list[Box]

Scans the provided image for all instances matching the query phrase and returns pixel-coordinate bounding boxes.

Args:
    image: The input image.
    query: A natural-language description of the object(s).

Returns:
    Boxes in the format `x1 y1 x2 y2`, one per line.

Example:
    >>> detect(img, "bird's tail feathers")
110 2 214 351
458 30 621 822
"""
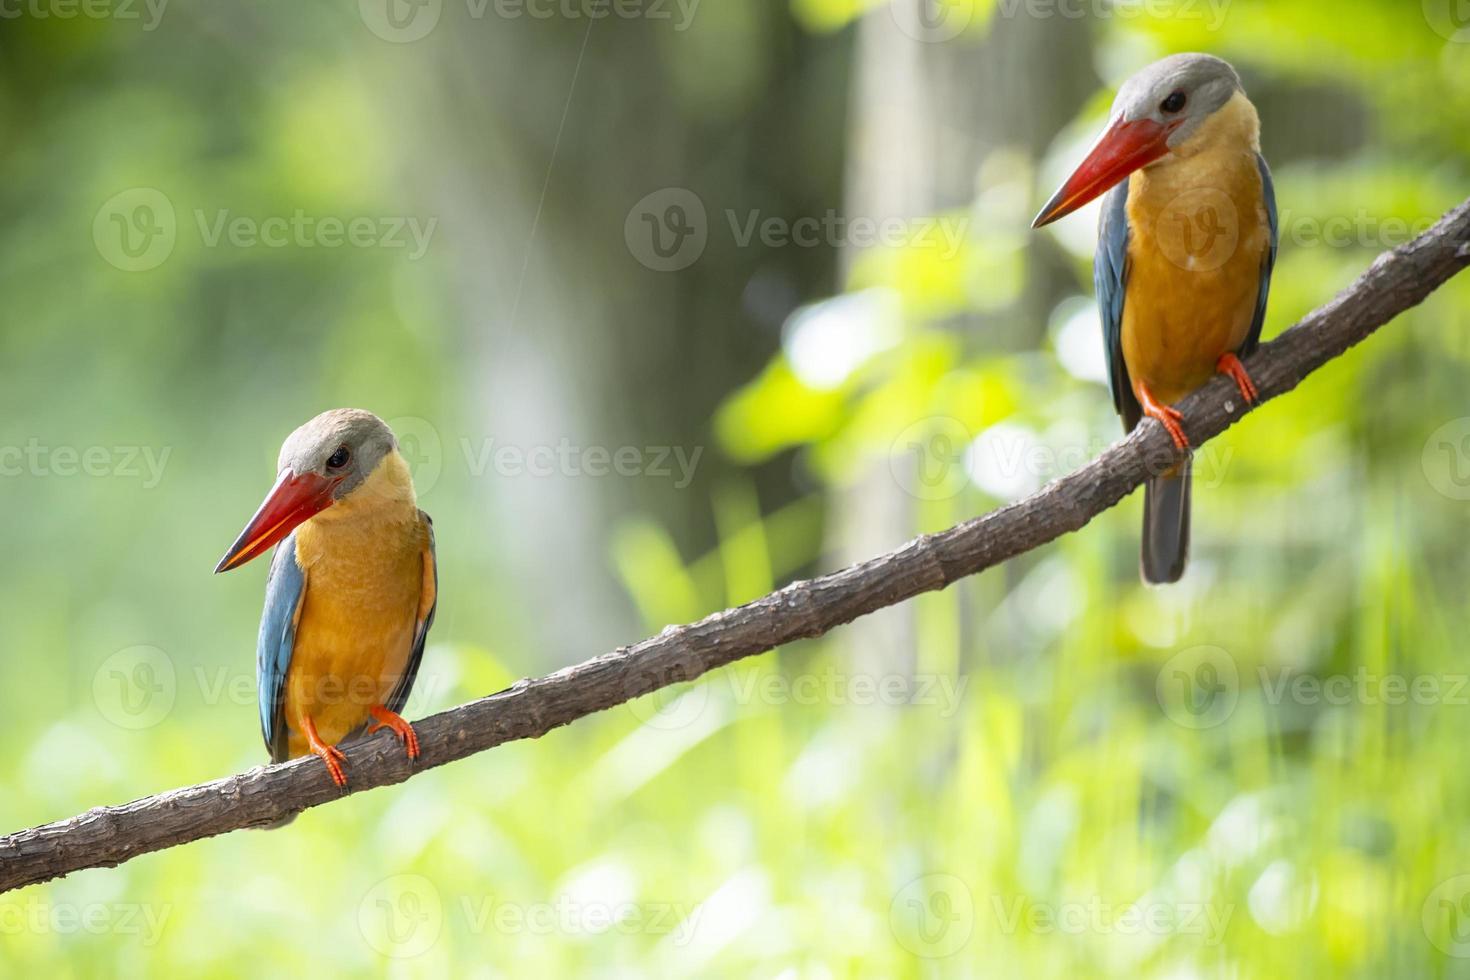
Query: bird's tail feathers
1141 459 1191 585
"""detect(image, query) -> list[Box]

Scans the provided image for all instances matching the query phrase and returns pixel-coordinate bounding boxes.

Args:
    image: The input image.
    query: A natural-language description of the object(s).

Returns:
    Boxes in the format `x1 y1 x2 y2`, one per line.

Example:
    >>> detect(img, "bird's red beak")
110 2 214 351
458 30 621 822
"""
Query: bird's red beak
214 470 340 573
1031 116 1178 228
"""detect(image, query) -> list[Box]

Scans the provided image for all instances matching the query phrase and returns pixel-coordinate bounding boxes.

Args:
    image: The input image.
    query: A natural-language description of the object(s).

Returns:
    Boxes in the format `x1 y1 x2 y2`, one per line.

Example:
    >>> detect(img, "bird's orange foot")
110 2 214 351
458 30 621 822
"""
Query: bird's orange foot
1216 352 1258 404
369 705 420 761
1138 383 1189 451
301 715 348 788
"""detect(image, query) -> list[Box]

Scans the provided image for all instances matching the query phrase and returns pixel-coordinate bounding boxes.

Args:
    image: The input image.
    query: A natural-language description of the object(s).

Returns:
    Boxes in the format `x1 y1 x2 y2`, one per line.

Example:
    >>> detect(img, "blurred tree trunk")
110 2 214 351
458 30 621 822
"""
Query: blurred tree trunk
390 7 850 659
833 2 1093 675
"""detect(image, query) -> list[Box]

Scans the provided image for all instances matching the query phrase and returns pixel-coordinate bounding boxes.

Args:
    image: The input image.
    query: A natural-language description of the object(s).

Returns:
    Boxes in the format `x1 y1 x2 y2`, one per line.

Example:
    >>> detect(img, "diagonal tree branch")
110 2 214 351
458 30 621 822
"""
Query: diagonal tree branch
3 198 1468 896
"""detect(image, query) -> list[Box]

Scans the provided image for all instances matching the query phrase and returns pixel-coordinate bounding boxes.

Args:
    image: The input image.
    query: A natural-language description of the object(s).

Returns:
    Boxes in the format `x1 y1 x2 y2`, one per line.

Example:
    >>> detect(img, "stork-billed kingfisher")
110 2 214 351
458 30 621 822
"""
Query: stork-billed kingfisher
1033 53 1277 584
215 409 437 788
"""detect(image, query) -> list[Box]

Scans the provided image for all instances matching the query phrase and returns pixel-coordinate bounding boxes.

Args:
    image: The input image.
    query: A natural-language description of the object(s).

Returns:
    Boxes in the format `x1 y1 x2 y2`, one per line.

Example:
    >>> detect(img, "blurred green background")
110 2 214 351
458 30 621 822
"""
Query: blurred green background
3 0 1470 975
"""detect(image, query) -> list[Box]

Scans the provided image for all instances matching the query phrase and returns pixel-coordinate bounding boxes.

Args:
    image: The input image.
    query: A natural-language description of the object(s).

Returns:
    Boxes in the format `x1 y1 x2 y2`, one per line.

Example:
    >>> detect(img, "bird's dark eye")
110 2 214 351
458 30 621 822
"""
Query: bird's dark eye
1160 91 1187 114
326 446 351 470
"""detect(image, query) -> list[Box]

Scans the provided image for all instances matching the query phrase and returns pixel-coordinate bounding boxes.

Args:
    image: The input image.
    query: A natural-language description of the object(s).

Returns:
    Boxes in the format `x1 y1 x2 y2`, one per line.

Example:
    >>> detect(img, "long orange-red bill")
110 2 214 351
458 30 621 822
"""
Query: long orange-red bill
214 470 339 573
1032 116 1177 228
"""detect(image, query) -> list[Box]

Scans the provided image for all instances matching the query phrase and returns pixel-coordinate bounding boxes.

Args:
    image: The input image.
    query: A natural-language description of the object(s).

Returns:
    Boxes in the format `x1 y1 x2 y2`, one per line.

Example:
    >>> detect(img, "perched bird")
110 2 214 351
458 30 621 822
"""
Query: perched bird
1033 53 1277 584
215 409 437 787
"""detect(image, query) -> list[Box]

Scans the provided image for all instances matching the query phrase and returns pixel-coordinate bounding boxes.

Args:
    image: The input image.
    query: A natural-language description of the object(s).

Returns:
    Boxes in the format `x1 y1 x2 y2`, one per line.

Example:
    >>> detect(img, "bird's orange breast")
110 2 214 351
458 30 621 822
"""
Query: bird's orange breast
282 456 429 756
1121 91 1271 406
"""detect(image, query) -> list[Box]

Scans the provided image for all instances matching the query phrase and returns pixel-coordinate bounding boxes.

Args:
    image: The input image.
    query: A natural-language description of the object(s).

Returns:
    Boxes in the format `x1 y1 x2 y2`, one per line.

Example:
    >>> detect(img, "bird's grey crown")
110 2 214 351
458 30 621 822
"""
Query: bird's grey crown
277 408 398 498
1113 53 1243 147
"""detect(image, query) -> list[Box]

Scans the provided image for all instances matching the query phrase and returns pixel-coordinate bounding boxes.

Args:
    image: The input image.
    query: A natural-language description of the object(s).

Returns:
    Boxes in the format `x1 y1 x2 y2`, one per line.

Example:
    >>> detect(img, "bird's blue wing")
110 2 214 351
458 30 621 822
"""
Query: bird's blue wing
384 511 437 716
1095 181 1141 431
1243 152 1278 355
257 534 305 763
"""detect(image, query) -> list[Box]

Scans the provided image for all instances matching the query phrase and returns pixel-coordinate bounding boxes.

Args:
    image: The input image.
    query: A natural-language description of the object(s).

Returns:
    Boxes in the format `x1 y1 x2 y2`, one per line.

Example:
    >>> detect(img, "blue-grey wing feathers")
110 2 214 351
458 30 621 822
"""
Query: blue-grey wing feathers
256 535 305 764
384 511 436 716
1244 152 1278 355
1095 181 1141 432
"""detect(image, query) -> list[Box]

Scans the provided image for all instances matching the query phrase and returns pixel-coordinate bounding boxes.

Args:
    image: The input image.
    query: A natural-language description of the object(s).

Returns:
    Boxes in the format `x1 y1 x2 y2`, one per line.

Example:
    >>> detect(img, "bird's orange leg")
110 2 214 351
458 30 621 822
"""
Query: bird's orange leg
1137 382 1189 451
368 705 420 761
1216 352 1259 404
300 714 348 788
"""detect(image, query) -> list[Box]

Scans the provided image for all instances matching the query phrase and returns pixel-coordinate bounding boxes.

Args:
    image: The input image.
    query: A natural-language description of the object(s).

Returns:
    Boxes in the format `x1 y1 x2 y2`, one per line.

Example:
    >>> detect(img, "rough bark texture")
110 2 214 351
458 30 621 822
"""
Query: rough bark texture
2 198 1467 895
